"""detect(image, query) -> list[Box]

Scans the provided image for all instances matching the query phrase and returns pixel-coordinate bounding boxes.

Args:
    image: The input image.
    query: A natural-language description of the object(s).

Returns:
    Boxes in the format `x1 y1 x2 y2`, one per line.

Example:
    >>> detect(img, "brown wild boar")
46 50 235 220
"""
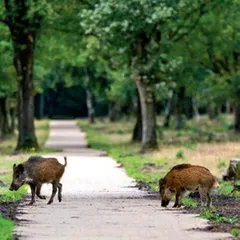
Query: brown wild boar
9 156 67 205
159 164 219 208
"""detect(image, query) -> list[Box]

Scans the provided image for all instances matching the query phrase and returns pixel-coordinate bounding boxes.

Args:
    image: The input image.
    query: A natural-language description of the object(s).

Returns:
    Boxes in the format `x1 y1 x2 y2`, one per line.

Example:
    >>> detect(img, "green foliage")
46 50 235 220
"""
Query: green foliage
230 228 240 238
0 216 14 240
217 160 227 170
200 209 239 225
182 197 197 207
79 0 217 83
0 186 27 203
218 181 234 195
176 149 185 159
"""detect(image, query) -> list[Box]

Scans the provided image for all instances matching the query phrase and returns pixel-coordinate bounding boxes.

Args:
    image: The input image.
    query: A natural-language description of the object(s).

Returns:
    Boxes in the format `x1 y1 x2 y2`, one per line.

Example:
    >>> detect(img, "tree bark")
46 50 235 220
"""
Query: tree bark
0 96 11 137
108 102 119 122
136 80 157 150
84 68 95 124
176 87 186 130
13 36 39 151
5 0 40 151
208 102 216 120
132 91 142 142
164 90 173 128
9 107 15 134
226 100 231 114
86 88 95 123
192 96 200 121
234 101 240 132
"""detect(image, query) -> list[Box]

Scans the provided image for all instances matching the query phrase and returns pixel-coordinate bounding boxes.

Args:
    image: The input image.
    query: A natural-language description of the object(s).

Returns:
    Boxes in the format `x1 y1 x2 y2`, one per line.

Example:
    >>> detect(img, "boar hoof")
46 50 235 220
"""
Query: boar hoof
28 201 35 206
47 200 53 205
39 195 46 200
173 204 181 208
58 197 62 202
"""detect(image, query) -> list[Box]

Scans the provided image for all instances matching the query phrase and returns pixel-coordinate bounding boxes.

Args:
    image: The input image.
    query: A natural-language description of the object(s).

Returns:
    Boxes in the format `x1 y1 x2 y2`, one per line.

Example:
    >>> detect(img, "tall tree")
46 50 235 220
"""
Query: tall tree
0 0 82 150
0 23 16 138
80 0 218 150
0 1 47 150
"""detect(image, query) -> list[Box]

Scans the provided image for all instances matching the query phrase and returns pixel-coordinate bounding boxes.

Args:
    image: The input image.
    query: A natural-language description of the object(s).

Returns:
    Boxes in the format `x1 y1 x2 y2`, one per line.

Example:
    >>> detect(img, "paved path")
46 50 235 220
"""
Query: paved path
14 120 232 240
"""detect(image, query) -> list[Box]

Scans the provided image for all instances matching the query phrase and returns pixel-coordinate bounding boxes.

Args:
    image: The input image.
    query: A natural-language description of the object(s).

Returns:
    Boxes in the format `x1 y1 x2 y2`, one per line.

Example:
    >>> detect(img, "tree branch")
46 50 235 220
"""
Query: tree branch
169 0 218 42
0 17 9 26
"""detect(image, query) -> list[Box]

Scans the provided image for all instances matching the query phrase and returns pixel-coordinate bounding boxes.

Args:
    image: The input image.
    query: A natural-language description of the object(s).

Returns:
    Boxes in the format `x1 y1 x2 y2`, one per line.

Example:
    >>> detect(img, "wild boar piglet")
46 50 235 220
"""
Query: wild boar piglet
9 156 67 205
159 164 219 208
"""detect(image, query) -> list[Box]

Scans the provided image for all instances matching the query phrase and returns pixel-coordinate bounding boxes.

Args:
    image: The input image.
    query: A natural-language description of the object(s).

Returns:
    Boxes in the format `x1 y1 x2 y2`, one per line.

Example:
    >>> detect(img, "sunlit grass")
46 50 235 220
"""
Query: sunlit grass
0 119 51 155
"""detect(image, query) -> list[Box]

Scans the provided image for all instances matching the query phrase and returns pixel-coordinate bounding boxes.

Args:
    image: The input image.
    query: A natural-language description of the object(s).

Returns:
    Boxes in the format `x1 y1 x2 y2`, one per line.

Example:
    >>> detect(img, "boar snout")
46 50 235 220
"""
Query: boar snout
9 183 18 191
161 199 170 207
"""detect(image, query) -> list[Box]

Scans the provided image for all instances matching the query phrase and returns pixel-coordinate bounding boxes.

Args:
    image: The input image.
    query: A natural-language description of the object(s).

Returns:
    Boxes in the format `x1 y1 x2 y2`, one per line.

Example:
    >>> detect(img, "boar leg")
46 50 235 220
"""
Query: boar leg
173 191 182 208
29 183 36 205
58 183 62 202
206 192 212 207
47 181 58 205
36 184 46 200
199 187 208 207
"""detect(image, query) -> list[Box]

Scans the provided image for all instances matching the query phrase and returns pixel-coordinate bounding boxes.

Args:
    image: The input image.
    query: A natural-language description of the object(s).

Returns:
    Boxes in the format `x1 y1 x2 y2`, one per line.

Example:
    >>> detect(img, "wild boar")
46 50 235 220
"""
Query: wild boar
9 156 67 205
159 163 219 208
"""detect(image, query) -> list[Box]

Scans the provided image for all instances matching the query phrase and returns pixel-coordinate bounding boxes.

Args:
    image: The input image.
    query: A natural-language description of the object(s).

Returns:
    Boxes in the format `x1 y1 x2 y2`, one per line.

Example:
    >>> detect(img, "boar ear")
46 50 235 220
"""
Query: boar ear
17 164 24 173
13 164 16 169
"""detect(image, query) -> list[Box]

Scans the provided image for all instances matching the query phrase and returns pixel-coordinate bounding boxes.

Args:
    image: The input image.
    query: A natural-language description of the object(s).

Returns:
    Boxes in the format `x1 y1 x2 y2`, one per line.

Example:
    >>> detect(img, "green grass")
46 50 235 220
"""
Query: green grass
0 216 14 240
218 181 234 195
0 119 52 155
182 197 198 207
200 209 239 225
231 228 240 239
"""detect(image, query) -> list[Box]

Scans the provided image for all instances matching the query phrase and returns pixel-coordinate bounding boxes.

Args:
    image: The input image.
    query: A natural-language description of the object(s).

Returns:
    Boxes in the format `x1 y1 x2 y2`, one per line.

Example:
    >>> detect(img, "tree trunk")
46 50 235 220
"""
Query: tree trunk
86 88 95 123
0 96 11 137
132 91 142 142
208 102 216 120
9 107 16 134
84 68 95 124
192 96 200 121
13 37 39 151
226 100 231 114
108 102 118 122
164 90 173 128
176 87 186 130
136 80 157 150
234 101 240 132
5 0 41 151
223 158 240 181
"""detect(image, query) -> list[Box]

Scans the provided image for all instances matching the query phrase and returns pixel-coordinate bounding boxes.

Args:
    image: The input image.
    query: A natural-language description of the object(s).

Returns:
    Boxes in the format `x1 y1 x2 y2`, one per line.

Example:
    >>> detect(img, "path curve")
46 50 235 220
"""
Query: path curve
14 120 231 240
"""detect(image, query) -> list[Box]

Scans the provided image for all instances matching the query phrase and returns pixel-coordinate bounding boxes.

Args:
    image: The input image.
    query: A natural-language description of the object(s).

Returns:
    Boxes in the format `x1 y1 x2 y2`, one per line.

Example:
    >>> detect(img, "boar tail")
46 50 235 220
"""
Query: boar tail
63 157 67 167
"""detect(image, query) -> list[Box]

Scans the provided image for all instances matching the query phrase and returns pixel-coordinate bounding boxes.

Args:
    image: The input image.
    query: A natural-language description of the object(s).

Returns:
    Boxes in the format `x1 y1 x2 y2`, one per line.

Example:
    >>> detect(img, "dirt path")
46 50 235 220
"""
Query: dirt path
14 120 232 240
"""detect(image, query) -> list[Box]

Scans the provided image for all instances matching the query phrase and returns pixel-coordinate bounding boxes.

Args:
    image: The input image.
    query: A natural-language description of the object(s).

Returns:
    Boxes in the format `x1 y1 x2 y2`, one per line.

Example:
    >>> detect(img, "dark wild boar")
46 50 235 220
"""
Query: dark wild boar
159 164 219 208
9 156 67 205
